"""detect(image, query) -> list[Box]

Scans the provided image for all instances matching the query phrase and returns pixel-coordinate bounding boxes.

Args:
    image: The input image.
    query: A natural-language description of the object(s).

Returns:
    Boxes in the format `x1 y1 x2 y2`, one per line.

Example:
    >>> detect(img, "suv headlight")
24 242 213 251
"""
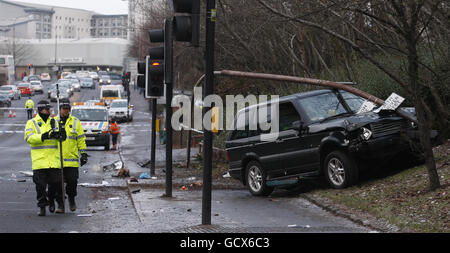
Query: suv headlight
360 127 372 140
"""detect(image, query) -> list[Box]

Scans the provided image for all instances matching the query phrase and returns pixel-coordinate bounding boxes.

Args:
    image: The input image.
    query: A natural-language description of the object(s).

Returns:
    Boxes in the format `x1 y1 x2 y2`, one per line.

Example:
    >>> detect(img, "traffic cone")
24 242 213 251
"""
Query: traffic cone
13 111 16 118
33 109 37 118
51 109 55 117
8 110 12 118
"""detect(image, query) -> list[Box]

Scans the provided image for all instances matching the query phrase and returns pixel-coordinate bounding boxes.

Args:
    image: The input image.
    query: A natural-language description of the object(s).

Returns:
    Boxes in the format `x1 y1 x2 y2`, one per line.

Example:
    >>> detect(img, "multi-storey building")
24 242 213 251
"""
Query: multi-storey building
0 0 128 40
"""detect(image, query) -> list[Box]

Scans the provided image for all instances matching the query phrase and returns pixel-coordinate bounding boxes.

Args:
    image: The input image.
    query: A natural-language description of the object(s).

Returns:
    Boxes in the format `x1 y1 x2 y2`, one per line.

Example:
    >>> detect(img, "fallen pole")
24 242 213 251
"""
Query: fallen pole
216 70 417 123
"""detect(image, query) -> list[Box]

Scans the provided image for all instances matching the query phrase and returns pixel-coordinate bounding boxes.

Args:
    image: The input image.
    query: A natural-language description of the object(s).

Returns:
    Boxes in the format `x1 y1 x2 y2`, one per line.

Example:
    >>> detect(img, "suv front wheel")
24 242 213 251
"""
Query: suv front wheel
323 151 358 189
245 161 274 196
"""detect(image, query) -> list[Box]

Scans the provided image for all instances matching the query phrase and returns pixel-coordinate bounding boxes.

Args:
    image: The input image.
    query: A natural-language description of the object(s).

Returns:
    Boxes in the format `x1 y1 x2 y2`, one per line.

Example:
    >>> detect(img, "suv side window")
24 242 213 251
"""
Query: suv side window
279 102 301 131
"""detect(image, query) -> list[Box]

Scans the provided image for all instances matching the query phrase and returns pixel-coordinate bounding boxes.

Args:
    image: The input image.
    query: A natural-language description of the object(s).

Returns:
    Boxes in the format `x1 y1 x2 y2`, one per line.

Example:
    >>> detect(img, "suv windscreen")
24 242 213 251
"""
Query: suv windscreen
340 91 366 113
0 86 12 90
72 109 108 121
298 92 348 122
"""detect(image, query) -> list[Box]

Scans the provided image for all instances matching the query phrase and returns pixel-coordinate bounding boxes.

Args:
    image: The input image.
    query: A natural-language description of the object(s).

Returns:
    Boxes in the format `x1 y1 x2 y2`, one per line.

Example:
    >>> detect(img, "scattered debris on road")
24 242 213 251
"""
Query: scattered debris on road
77 214 93 217
108 197 120 201
19 171 33 177
78 180 110 187
132 189 141 194
139 172 151 179
103 160 123 171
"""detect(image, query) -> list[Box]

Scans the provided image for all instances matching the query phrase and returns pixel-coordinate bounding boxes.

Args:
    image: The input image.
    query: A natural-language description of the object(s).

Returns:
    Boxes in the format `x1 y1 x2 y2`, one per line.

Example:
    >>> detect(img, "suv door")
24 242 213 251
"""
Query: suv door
275 102 319 176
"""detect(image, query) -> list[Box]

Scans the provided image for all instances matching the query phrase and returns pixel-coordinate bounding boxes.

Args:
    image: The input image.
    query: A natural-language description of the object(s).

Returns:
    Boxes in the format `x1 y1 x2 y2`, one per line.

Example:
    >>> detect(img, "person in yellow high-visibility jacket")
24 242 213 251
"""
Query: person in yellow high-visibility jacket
57 99 88 212
24 100 64 216
25 98 34 119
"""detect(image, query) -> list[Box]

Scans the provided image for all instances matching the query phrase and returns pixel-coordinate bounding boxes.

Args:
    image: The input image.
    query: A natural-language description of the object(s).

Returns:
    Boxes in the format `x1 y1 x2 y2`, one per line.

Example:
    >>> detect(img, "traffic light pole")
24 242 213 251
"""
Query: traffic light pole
202 0 216 226
164 19 174 198
151 98 157 177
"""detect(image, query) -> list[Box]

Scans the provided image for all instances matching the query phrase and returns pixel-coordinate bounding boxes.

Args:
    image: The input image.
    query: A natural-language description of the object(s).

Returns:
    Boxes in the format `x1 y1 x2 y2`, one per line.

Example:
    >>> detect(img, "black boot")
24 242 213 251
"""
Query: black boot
38 207 46 216
55 201 65 214
69 197 76 212
48 199 55 213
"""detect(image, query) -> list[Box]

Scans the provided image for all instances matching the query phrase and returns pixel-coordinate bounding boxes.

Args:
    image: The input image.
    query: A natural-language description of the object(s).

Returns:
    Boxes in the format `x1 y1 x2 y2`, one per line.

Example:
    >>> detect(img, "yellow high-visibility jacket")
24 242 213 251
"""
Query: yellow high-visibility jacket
57 115 87 168
24 114 61 170
25 99 34 109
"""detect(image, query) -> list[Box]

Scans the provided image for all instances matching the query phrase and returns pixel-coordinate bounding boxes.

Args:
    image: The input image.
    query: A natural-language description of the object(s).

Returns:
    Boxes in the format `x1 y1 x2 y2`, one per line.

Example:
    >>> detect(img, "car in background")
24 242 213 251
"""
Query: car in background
0 94 12 107
65 76 81 92
60 72 71 79
23 75 40 82
48 82 72 98
109 73 123 86
109 99 133 122
30 80 44 94
80 77 95 89
40 73 51 82
98 71 108 76
89 72 99 81
71 104 110 150
0 85 21 100
50 88 70 102
75 71 90 79
17 82 34 96
58 79 75 94
99 75 111 85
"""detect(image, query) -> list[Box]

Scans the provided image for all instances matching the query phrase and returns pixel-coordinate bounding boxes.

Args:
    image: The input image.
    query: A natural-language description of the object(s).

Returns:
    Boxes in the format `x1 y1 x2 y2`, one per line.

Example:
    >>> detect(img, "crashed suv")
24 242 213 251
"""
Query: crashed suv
226 89 429 196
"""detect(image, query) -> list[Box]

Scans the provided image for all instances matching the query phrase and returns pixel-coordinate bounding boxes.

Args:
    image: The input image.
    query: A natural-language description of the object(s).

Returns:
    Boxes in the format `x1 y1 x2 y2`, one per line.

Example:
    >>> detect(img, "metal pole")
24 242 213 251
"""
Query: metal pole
56 83 65 212
164 19 173 198
202 0 216 226
150 98 157 176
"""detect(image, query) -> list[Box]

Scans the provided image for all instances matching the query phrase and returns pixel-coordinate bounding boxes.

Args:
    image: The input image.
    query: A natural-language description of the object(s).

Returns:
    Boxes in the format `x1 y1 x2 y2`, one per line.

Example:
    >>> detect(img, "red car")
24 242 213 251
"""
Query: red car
17 83 35 97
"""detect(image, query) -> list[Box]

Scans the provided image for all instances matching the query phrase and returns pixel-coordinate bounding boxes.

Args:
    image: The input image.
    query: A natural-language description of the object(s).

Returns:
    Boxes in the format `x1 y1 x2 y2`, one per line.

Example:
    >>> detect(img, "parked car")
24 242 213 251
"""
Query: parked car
0 85 21 100
109 99 133 122
80 77 95 89
30 80 44 94
0 94 11 107
226 89 430 196
99 75 111 85
17 83 34 96
40 73 51 82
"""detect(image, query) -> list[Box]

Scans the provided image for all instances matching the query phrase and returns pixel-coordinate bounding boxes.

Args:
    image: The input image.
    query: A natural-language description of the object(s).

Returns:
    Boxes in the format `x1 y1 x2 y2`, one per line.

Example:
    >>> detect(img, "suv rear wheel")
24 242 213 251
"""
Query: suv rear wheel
323 151 358 189
245 161 274 196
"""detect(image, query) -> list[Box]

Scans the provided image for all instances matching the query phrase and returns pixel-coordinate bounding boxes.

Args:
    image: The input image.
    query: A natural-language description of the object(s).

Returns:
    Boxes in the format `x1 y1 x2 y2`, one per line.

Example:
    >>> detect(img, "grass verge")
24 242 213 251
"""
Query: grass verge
310 141 449 233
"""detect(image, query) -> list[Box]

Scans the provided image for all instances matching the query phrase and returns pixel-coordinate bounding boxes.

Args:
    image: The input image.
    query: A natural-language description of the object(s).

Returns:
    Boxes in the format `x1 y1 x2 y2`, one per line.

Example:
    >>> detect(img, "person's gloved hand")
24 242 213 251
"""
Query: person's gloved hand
41 131 51 142
49 131 60 139
80 153 88 167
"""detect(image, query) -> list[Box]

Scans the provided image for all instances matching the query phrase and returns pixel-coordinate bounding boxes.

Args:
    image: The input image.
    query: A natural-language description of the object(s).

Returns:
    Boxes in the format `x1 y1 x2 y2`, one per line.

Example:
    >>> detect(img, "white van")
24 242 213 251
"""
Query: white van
100 85 124 106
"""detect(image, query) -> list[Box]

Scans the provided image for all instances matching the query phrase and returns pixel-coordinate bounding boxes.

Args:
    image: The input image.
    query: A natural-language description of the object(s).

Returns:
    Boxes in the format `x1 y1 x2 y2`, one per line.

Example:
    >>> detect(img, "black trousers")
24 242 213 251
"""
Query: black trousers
63 167 79 198
27 109 33 119
33 169 63 208
112 134 119 145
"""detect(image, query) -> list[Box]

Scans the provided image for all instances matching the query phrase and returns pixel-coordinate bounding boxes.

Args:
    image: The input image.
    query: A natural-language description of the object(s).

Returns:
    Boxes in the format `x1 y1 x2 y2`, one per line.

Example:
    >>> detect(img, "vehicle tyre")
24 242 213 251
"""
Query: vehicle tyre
245 161 274 196
323 151 358 189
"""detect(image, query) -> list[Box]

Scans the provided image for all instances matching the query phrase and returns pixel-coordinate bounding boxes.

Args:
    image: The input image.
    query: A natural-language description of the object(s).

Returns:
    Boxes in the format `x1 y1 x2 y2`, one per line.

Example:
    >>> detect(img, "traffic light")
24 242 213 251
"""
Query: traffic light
137 57 148 89
28 64 32 70
125 72 131 82
172 0 200 47
146 20 173 98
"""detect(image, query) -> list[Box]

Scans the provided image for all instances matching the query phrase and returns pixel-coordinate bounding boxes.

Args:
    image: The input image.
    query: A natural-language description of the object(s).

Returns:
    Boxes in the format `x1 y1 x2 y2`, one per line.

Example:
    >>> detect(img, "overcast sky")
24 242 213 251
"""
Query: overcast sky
13 0 128 15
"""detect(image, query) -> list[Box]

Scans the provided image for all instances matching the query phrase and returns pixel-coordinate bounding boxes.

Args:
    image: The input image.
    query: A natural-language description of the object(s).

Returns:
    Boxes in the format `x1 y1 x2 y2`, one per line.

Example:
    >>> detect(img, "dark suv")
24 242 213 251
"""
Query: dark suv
226 89 426 196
